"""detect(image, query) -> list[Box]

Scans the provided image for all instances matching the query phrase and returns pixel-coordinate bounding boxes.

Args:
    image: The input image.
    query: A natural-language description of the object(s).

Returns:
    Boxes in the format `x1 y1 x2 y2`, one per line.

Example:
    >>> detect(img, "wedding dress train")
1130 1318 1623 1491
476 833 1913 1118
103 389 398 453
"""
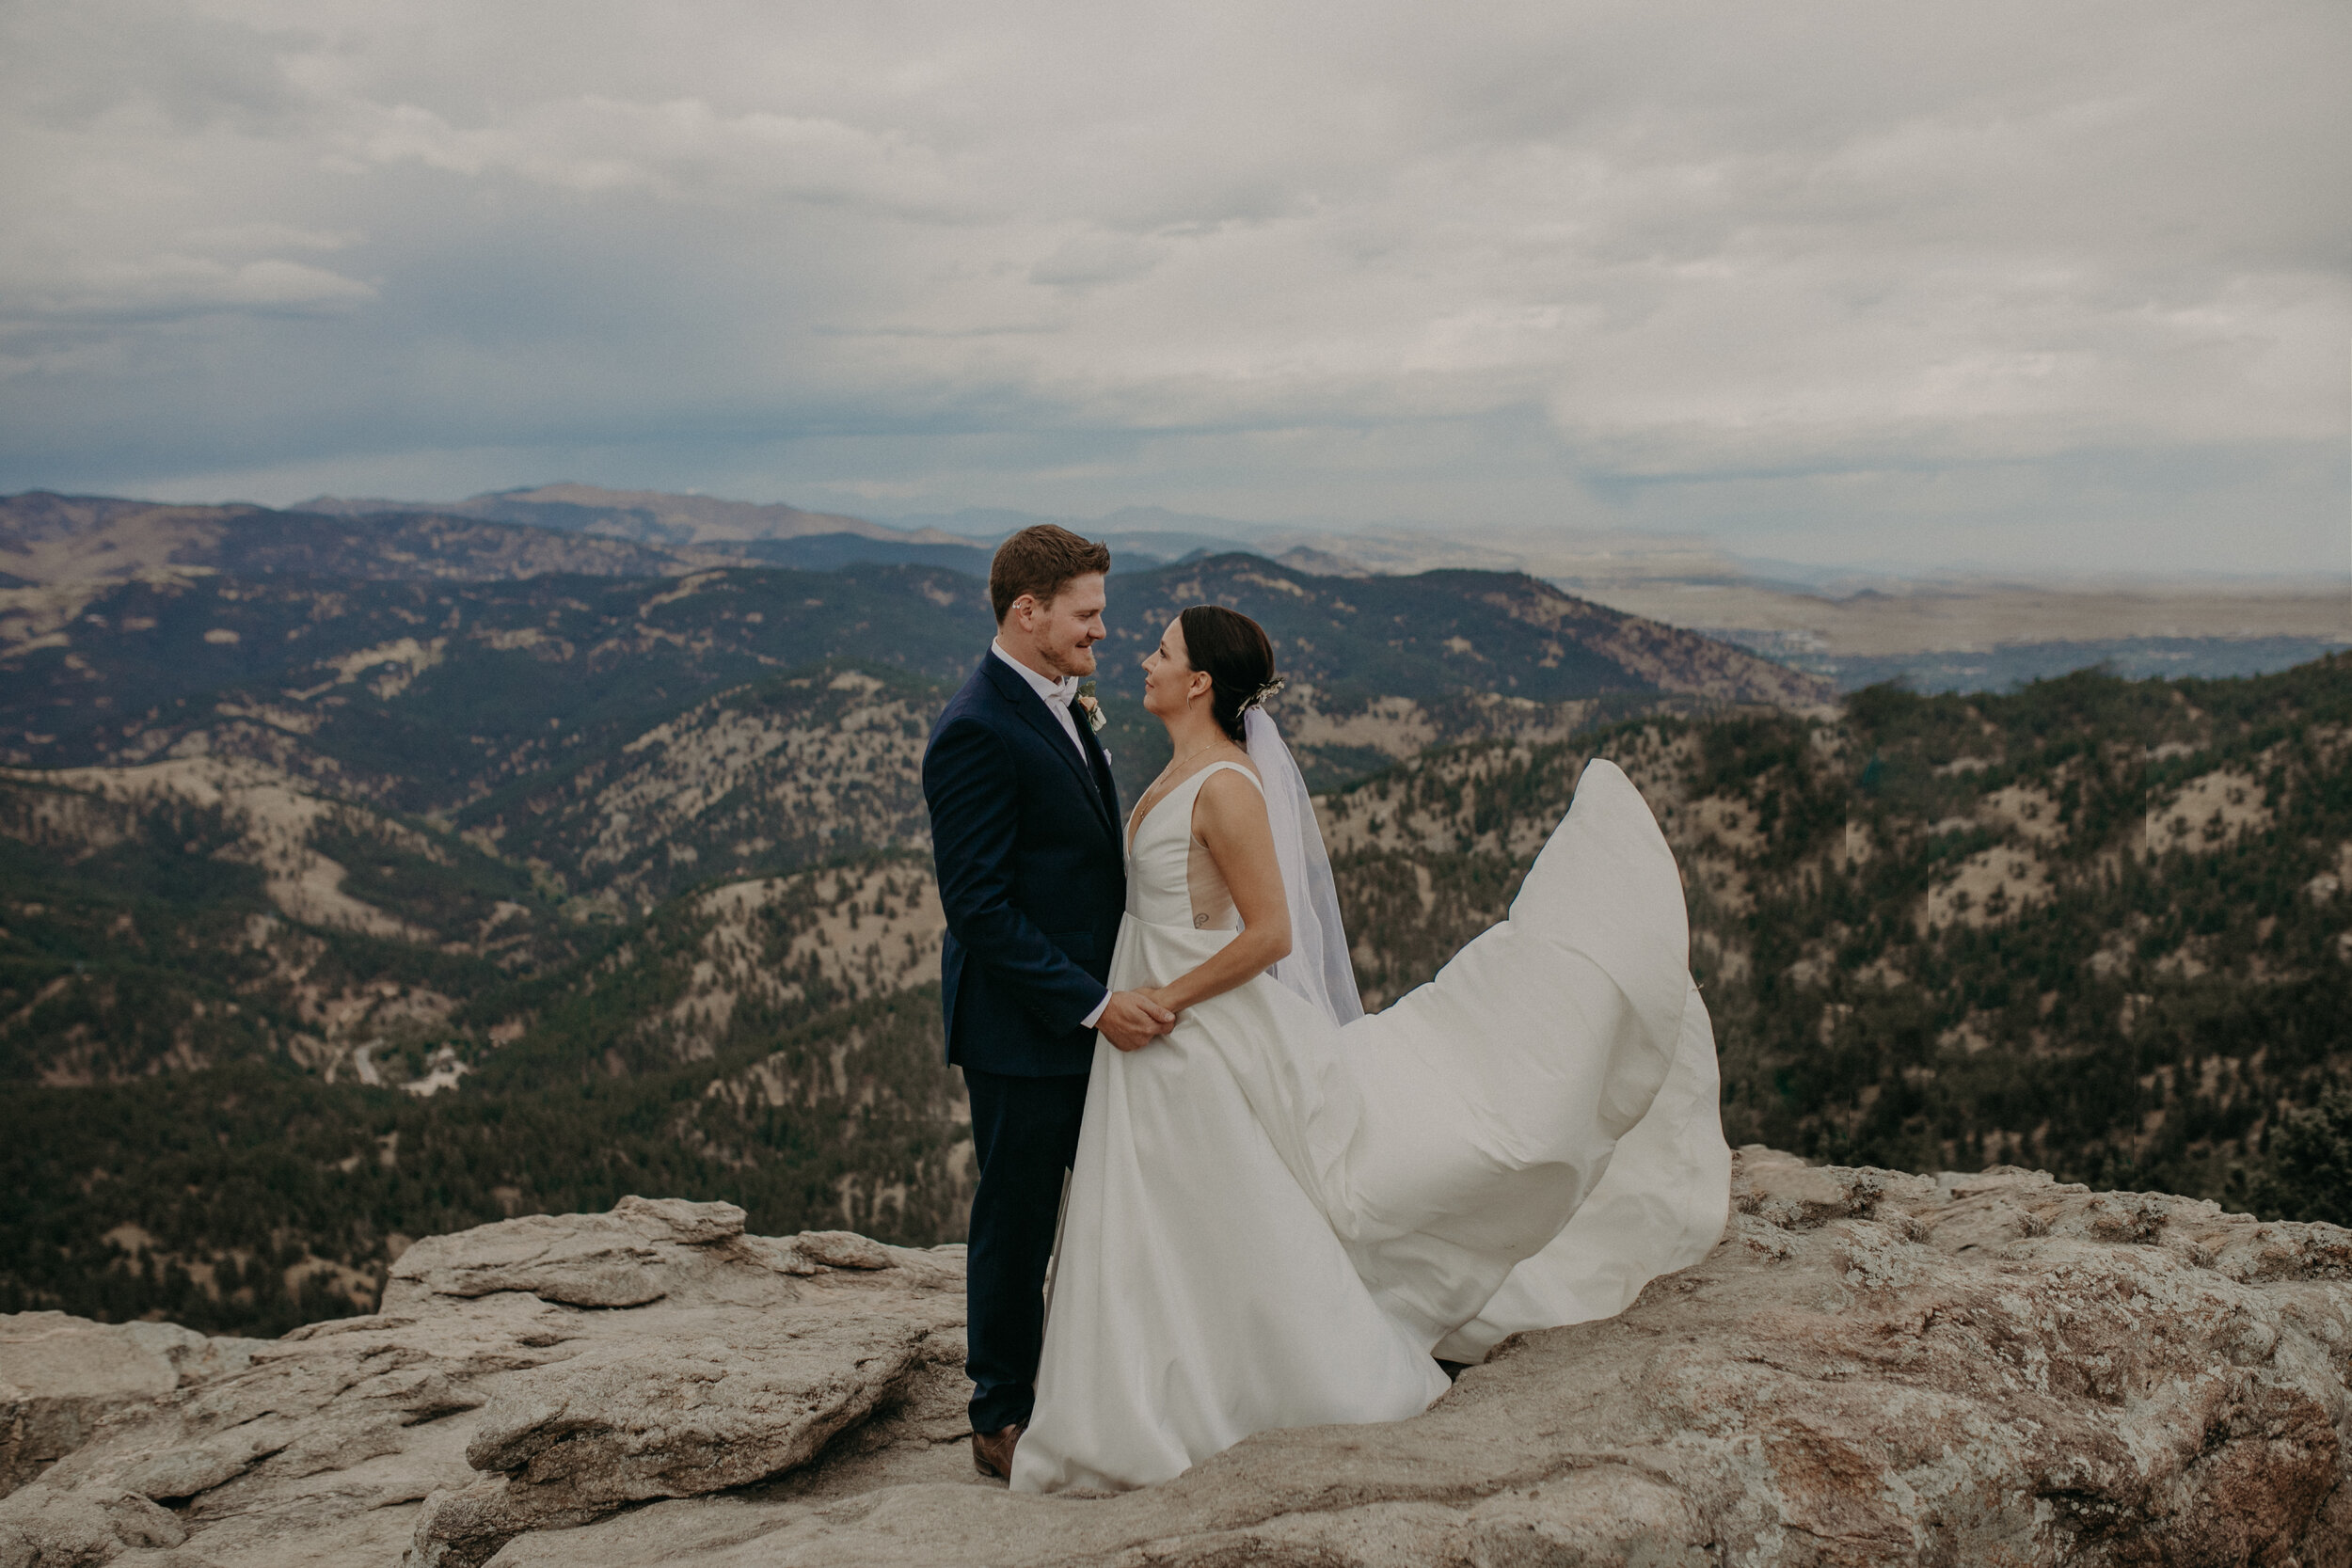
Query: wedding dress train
1010 755 1730 1495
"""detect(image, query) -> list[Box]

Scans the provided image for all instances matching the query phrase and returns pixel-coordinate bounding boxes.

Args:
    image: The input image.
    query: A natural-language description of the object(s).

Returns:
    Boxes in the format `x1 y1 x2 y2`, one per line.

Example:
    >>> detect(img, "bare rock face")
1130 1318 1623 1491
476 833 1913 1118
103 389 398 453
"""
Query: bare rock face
0 1314 268 1497
481 1155 2352 1567
0 1201 967 1568
384 1196 762 1308
5 1157 2349 1568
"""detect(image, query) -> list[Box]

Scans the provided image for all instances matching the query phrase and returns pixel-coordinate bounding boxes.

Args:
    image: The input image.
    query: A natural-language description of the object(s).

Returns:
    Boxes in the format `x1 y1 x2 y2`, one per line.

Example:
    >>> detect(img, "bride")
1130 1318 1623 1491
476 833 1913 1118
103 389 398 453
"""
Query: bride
1010 605 1732 1495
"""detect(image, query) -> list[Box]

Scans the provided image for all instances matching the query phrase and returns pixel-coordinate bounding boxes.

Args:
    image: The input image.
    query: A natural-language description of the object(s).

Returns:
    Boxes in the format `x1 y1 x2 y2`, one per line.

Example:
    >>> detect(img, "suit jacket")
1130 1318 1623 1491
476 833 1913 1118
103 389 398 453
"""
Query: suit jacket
923 654 1126 1077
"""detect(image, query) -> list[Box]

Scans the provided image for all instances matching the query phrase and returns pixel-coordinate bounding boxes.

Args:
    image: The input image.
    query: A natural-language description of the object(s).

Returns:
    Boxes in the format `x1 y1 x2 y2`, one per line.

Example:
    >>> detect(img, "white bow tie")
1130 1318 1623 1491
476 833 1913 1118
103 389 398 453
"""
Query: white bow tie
1050 676 1081 705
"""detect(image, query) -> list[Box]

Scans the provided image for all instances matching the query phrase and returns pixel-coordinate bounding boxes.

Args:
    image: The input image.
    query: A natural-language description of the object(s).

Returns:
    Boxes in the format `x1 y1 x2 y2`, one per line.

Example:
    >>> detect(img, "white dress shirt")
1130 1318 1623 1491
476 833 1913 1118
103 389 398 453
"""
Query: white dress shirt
991 641 1089 757
990 640 1112 1029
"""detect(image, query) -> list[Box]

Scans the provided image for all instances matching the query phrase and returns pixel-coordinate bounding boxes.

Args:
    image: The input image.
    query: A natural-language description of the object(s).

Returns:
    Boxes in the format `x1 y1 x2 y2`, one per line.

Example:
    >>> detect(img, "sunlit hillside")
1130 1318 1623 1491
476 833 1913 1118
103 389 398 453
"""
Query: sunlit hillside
1327 657 2352 1217
5 491 2344 1334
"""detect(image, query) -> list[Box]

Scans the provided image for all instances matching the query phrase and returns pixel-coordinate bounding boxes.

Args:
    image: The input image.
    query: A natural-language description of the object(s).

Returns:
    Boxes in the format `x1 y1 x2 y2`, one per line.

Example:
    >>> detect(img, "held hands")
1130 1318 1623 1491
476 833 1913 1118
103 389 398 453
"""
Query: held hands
1099 989 1178 1052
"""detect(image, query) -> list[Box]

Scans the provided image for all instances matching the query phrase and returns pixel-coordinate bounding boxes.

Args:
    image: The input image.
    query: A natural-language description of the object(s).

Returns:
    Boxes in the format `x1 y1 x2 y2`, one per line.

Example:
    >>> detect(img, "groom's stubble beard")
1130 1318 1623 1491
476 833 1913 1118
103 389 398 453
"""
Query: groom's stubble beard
1016 573 1106 680
1041 640 1098 679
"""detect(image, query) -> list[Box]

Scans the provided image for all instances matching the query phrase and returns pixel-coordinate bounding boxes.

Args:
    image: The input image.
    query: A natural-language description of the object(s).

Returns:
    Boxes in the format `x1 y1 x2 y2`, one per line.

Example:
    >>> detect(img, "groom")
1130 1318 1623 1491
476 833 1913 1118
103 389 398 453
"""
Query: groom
923 524 1176 1481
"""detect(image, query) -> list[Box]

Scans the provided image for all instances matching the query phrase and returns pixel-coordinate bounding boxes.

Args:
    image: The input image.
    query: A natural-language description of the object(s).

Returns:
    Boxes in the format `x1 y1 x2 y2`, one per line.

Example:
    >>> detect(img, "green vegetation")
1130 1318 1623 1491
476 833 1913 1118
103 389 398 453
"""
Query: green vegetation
472 663 943 910
0 982 962 1337
3 553 1804 806
5 540 2344 1335
0 755 971 1331
308 816 539 936
2252 1089 2352 1227
0 792 280 1082
1328 656 2352 1224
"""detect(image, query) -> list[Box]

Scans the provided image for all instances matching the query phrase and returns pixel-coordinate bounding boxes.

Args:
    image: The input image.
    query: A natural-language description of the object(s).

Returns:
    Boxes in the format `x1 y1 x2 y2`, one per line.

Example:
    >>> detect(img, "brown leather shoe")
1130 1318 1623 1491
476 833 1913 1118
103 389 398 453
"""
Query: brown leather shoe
971 1421 1024 1480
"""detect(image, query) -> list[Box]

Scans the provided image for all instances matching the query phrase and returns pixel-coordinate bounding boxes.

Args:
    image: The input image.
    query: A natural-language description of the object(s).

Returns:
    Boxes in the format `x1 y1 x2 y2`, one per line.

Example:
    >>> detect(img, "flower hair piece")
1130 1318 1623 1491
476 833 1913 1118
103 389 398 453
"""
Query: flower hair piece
1240 675 1285 713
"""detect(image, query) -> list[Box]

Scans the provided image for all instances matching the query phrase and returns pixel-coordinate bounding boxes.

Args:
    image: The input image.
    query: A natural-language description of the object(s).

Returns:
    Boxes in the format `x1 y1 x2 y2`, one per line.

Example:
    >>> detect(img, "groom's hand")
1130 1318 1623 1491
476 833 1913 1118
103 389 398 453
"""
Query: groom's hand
1100 990 1177 1052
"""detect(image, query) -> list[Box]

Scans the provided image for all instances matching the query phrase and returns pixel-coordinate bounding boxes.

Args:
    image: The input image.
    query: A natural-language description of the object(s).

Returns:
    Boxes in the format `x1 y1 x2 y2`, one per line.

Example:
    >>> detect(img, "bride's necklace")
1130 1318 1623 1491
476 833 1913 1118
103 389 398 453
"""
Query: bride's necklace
1131 738 1224 842
1152 738 1219 789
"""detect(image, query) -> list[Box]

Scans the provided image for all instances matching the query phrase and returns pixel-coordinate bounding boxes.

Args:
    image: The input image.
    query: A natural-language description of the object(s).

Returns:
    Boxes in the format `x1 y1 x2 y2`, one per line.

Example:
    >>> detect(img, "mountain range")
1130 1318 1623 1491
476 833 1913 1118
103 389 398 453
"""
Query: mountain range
6 641 2344 1338
0 483 1836 1332
294 483 951 547
23 483 2340 697
5 483 2344 1339
0 489 1827 797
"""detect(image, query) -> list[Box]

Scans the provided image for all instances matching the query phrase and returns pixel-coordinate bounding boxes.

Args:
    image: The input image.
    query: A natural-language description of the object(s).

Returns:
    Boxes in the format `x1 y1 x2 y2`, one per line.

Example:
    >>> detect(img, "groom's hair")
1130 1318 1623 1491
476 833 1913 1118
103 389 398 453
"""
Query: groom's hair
990 525 1112 624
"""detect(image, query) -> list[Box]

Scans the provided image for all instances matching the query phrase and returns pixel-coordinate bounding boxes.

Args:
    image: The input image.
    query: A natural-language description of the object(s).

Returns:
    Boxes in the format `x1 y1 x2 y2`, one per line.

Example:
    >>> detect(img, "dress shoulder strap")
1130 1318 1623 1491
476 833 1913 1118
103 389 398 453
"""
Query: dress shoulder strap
1188 758 1264 795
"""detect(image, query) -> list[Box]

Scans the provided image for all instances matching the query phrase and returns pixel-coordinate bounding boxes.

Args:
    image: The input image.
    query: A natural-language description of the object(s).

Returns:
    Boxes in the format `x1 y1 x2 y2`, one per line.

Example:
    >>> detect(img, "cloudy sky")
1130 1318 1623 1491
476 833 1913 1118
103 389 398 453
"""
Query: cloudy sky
4 0 2346 574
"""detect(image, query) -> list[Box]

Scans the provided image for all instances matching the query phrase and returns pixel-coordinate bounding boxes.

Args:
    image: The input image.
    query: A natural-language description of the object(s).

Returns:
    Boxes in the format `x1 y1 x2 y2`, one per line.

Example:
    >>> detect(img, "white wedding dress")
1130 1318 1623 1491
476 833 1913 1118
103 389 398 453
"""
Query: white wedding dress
1010 752 1730 1495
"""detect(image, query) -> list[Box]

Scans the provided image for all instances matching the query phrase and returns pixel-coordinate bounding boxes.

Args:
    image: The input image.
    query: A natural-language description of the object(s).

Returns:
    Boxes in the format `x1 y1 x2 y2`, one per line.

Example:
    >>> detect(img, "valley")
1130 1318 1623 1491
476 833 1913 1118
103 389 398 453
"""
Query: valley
3 489 2345 1338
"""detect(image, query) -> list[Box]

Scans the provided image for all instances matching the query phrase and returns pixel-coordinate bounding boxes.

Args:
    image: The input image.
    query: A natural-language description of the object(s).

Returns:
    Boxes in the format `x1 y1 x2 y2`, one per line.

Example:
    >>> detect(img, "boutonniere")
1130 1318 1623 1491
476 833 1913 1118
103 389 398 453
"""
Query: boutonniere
1073 680 1107 733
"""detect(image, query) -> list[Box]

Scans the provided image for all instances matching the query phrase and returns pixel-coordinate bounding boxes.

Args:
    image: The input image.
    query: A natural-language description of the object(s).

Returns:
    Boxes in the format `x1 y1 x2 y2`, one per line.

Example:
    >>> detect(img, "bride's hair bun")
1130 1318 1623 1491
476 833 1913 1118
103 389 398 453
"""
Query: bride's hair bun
1177 606 1278 743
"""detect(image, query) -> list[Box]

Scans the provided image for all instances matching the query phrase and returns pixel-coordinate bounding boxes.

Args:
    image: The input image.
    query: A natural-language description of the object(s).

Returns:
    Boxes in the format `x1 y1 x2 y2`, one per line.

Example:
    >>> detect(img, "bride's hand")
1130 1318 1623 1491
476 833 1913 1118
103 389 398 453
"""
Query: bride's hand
1100 990 1177 1053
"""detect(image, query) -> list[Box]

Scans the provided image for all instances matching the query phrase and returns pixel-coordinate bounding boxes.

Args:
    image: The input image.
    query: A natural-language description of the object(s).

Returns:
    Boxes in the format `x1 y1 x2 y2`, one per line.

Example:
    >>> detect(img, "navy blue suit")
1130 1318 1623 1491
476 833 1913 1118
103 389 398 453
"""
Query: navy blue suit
923 652 1124 1433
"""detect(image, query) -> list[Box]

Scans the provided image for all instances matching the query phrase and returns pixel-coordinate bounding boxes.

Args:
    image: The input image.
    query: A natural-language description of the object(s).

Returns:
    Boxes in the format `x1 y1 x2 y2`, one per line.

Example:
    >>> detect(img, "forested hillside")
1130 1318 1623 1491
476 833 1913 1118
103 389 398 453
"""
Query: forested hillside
10 654 2348 1337
1 519 1821 800
8 489 2338 1338
0 766 965 1334
1326 655 2352 1221
1 502 1828 1333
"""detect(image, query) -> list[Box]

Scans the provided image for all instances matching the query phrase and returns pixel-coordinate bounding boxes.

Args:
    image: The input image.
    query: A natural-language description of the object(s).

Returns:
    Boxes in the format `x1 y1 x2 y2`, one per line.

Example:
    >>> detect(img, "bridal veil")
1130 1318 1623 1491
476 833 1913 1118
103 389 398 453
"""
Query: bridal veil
1244 706 1363 1026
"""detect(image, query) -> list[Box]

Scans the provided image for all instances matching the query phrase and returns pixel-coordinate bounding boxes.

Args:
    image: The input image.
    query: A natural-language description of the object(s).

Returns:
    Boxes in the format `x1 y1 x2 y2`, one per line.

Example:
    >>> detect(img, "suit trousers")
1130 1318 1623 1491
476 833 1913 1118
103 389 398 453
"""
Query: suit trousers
961 1064 1091 1433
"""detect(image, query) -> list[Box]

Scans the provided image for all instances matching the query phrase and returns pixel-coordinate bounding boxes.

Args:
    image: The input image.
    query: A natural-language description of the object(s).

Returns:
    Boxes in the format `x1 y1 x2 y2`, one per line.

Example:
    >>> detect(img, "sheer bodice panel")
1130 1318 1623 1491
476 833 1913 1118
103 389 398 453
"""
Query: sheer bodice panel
1125 760 1258 932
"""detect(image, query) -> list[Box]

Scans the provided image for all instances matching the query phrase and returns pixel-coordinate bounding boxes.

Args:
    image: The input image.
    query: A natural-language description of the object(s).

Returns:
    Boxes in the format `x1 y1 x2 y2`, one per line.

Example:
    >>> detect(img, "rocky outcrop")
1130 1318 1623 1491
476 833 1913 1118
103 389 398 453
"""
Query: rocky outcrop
0 1199 967 1568
6 1151 2351 1567
0 1314 266 1496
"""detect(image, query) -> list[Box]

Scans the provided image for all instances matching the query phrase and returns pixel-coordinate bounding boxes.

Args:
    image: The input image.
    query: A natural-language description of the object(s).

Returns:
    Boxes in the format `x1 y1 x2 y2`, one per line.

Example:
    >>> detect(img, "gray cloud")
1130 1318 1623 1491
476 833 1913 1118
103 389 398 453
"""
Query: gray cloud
1 0 2344 572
